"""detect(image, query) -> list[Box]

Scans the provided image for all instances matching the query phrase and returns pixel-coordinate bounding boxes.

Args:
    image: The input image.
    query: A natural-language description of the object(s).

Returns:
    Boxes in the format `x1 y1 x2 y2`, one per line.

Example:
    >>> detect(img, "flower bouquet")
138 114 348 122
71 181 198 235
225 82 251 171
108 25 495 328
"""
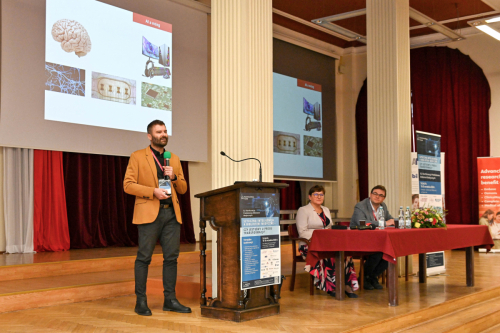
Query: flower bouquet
411 207 446 229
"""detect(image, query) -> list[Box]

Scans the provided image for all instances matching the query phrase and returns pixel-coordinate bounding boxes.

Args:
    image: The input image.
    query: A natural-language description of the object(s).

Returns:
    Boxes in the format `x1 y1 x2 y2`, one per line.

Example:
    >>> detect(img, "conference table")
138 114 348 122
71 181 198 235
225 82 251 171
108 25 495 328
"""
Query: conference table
305 225 494 306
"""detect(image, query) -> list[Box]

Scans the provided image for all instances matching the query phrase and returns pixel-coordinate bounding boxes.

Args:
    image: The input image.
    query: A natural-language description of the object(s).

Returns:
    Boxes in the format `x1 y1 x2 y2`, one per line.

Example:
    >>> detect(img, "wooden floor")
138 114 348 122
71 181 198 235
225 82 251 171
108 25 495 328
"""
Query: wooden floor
0 242 207 267
1 249 500 332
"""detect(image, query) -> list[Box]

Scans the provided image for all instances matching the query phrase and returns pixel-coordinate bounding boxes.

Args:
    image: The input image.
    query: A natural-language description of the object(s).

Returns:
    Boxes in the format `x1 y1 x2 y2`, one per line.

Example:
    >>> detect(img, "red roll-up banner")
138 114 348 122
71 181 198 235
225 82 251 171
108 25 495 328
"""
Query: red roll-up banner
477 157 500 250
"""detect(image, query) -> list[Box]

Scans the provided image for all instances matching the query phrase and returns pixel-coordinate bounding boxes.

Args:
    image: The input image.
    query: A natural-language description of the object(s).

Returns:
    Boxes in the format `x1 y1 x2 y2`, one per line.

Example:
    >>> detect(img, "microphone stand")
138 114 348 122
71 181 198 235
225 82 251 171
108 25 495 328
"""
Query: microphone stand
220 151 262 182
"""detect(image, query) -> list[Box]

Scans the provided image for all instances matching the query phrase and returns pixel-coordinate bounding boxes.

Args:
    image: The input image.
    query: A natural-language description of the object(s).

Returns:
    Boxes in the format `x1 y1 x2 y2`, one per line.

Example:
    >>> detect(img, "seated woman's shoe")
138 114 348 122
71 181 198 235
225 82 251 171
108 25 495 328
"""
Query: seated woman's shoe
327 291 336 297
345 291 358 298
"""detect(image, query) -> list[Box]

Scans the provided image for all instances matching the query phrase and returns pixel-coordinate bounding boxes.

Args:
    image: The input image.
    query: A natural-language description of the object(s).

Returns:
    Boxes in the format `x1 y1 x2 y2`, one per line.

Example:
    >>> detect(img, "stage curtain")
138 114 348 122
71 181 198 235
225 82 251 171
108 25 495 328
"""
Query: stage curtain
274 180 302 211
355 80 369 201
33 150 70 252
3 148 34 253
0 148 6 252
355 47 490 225
63 153 196 248
63 152 137 249
179 161 196 243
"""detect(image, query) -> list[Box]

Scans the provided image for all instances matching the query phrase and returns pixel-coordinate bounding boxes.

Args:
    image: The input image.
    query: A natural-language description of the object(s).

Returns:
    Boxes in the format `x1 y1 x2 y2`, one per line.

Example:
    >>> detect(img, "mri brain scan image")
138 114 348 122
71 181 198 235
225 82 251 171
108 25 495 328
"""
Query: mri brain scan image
51 19 92 57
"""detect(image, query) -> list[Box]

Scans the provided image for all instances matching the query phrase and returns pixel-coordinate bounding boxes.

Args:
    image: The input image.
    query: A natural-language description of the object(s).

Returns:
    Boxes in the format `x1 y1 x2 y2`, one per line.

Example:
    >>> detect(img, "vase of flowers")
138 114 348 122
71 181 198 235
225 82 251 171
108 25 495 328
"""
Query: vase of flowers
411 207 446 229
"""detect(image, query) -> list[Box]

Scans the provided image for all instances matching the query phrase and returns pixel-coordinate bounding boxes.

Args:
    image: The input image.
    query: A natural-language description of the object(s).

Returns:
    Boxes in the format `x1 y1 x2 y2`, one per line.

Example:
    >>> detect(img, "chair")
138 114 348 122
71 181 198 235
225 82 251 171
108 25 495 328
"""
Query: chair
288 224 315 295
335 221 366 290
279 210 298 238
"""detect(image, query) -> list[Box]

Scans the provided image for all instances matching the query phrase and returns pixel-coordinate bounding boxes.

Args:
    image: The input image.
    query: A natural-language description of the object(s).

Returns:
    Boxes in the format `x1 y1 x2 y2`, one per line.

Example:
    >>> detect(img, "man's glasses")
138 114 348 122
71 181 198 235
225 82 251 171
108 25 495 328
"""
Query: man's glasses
371 192 386 198
312 193 324 198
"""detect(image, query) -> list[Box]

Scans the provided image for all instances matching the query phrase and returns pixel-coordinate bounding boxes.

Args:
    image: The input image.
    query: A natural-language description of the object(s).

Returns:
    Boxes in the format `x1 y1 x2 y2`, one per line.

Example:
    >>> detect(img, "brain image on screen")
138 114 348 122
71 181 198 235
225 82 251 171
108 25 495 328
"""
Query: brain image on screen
142 36 159 59
51 19 92 57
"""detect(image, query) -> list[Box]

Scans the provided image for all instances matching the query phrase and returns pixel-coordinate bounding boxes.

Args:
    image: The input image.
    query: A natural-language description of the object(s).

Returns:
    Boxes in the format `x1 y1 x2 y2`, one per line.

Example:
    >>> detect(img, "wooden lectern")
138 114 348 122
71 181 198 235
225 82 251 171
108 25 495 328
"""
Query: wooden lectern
195 182 288 322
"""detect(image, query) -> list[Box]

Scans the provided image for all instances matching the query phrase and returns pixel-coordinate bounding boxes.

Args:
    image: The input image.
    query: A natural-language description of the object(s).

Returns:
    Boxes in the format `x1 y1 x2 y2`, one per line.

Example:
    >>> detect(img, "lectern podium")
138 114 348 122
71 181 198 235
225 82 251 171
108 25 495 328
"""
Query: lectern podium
195 182 288 322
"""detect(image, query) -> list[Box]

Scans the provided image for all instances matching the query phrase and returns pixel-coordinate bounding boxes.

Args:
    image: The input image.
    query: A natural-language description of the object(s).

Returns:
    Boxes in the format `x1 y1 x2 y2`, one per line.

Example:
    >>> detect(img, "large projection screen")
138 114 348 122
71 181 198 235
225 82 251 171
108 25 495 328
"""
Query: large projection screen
0 0 208 161
273 39 336 181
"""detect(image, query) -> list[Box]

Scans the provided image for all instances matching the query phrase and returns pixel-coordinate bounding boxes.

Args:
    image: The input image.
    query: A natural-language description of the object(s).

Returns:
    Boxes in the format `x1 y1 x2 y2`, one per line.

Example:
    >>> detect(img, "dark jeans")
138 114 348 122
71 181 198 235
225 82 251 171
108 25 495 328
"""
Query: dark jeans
364 252 388 279
135 207 180 301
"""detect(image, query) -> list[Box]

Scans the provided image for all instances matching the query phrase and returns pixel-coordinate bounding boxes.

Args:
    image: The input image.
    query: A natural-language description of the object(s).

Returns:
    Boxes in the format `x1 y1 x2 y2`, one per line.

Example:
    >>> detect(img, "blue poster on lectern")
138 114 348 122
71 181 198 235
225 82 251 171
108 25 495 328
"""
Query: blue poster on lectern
416 131 443 211
240 192 281 290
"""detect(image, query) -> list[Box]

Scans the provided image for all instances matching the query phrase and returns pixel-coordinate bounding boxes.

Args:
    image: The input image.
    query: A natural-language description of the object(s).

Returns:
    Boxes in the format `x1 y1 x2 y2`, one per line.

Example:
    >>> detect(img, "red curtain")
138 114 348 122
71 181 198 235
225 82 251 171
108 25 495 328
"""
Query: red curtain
62 152 196 248
33 150 70 252
356 47 491 225
355 80 369 201
274 180 302 211
179 161 196 243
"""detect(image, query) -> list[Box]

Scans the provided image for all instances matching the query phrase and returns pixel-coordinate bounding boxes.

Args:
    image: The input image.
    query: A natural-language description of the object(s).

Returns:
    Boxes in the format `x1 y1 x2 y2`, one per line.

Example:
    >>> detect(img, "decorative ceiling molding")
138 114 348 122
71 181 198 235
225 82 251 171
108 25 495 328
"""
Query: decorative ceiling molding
272 8 353 41
170 0 211 14
343 26 482 55
482 0 500 11
272 24 342 59
409 10 499 30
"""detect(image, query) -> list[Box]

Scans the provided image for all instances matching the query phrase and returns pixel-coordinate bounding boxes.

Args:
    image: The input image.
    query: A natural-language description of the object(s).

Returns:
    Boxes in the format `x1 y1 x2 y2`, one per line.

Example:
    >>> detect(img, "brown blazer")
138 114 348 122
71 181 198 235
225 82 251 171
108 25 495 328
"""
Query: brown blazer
123 147 187 224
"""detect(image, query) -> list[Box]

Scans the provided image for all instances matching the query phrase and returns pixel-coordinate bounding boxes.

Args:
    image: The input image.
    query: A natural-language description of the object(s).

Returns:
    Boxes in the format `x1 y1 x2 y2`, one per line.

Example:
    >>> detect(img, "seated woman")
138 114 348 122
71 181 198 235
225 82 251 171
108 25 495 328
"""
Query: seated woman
296 185 359 298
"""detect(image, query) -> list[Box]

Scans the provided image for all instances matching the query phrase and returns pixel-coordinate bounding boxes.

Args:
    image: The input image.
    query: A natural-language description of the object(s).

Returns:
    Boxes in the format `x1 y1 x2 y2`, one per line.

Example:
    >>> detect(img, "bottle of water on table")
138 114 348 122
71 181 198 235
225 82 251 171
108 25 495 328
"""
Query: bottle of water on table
405 206 411 229
378 206 385 230
398 206 404 229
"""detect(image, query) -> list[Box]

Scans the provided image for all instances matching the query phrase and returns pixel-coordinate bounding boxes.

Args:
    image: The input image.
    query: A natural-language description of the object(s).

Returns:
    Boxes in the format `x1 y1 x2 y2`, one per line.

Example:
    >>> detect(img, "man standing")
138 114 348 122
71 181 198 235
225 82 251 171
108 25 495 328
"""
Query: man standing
124 119 191 316
350 185 394 291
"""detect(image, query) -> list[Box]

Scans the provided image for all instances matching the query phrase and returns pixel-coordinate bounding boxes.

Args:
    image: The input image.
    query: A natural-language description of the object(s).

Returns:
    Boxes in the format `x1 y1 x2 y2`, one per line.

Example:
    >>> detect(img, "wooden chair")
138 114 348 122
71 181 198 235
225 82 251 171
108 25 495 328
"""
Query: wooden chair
288 224 315 295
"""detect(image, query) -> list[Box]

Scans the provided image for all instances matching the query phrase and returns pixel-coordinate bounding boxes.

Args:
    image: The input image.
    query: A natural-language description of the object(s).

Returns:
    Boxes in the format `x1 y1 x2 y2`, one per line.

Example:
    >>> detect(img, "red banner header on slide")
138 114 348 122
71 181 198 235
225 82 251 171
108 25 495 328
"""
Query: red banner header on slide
133 13 172 33
297 79 322 92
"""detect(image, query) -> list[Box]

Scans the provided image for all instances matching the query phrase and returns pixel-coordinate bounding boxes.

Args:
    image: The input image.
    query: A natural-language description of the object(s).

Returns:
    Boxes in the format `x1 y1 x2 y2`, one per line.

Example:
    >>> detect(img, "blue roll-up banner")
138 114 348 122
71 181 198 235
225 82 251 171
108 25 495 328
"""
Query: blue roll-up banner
240 193 281 290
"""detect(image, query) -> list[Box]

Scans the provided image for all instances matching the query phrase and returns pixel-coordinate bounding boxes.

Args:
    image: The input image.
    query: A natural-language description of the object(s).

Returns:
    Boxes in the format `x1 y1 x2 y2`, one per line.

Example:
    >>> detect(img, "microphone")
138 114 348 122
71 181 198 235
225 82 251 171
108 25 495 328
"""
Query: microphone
220 151 262 182
163 151 171 180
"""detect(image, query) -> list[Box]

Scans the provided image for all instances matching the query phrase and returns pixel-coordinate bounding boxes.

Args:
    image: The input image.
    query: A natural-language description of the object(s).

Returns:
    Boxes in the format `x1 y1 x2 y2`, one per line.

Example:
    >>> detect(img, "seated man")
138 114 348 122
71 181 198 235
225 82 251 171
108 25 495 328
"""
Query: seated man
350 185 394 290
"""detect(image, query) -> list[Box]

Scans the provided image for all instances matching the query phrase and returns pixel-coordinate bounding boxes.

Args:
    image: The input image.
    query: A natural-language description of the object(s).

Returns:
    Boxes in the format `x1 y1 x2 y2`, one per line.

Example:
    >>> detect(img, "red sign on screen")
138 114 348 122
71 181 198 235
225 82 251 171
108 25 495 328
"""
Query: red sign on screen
297 79 322 92
133 13 172 33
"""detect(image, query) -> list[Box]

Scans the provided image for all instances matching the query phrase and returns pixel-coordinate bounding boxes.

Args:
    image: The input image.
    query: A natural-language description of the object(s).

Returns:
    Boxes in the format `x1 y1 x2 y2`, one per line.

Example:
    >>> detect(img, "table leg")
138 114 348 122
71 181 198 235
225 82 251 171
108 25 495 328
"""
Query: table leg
335 251 345 301
466 246 474 287
387 261 399 306
405 255 409 282
418 253 427 283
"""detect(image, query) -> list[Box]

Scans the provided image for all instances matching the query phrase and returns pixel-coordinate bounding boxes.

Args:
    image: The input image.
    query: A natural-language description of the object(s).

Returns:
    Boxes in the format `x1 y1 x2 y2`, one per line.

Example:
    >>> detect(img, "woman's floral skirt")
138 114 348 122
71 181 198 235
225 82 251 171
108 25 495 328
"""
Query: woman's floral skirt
299 244 359 293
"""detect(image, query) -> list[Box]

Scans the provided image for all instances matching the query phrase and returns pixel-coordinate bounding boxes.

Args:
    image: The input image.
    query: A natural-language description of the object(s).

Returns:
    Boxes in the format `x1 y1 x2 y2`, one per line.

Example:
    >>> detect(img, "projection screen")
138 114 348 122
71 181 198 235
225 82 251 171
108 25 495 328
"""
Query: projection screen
0 0 208 161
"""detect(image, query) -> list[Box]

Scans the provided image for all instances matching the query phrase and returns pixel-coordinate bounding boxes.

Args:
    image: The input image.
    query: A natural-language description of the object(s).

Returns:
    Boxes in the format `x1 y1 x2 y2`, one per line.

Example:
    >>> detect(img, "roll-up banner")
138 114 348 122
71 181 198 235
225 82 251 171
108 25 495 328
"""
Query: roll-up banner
414 131 446 274
477 157 500 252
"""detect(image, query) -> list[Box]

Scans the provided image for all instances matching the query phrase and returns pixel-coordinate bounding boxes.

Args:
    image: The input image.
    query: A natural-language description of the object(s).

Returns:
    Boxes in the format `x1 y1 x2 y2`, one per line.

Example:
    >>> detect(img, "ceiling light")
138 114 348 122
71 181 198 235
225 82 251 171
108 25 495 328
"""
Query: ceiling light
476 25 500 41
485 16 500 23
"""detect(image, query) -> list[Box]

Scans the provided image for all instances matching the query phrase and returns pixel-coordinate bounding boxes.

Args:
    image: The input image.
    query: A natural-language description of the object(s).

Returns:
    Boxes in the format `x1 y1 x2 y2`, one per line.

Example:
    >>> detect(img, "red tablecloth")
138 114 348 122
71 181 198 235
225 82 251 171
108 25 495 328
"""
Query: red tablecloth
305 225 494 266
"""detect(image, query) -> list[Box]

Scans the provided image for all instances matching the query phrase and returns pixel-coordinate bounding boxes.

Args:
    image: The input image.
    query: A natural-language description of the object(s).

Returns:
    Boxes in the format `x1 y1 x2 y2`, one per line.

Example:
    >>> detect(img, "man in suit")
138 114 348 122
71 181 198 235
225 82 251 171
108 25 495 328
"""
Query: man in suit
350 185 394 291
124 119 191 316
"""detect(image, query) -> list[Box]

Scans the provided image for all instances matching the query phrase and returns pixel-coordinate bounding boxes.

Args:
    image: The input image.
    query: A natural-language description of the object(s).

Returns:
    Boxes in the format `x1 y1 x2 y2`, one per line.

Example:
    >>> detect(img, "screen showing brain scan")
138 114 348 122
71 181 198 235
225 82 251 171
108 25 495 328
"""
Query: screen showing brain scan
45 0 173 134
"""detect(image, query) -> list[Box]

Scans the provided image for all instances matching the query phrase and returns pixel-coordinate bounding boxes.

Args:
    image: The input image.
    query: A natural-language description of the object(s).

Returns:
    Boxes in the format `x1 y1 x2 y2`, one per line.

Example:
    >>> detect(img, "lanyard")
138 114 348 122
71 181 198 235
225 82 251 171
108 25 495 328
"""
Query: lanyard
151 149 164 170
318 211 327 228
372 209 377 221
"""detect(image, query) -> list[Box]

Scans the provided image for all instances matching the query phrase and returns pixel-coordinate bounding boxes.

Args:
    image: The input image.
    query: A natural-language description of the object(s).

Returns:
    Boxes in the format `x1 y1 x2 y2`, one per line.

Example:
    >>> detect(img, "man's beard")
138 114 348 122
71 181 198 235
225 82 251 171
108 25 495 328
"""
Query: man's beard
152 135 168 147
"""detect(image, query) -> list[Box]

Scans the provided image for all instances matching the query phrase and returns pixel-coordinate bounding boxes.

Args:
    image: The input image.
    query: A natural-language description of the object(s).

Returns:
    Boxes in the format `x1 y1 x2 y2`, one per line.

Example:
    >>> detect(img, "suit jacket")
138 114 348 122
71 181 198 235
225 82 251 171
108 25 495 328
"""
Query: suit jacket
296 203 332 245
123 147 187 224
350 198 393 228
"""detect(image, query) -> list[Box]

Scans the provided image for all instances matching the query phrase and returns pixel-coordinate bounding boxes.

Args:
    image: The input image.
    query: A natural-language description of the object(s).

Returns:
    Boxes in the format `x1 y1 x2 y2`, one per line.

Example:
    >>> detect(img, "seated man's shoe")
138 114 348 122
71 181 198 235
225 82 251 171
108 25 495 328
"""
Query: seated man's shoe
363 276 374 290
163 299 192 313
135 300 152 316
371 277 383 290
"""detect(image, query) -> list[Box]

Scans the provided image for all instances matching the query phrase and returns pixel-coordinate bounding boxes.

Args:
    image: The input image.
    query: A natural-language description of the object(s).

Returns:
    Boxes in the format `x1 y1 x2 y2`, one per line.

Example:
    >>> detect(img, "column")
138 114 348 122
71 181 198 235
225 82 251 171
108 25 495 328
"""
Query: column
366 0 412 212
211 0 273 297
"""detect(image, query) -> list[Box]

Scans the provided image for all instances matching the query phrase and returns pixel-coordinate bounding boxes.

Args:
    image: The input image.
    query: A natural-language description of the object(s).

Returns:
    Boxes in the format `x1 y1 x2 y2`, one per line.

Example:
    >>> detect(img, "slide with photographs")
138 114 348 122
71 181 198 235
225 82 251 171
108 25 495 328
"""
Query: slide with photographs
45 0 173 133
273 73 323 178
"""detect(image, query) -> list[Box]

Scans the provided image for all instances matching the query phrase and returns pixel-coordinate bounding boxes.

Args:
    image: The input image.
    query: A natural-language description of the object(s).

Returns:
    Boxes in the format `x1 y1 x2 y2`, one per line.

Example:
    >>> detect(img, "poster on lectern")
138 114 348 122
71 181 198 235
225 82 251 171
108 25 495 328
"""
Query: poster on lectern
239 193 281 290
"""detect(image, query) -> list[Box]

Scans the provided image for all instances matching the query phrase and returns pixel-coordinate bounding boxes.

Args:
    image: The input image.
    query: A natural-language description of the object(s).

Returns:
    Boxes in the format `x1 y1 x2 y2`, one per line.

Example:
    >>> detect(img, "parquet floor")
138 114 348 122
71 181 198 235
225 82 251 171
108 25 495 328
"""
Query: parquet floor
1 250 500 332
